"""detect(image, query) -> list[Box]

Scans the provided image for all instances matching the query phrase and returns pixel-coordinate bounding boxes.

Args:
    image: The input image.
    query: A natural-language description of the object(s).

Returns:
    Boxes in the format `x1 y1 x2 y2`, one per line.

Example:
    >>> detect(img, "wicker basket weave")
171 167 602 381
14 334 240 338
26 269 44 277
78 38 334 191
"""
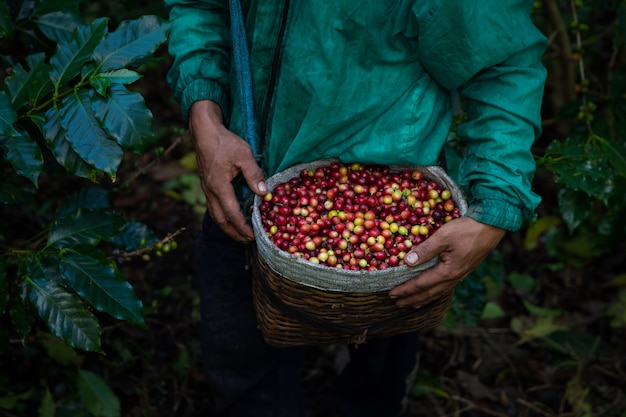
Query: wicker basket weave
250 159 467 347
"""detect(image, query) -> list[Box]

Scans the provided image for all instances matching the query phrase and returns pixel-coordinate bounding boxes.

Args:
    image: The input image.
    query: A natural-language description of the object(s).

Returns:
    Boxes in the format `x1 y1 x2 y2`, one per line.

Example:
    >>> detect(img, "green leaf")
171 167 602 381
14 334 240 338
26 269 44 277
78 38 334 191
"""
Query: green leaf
481 301 505 320
0 390 31 411
47 208 126 248
93 15 170 72
595 135 626 178
42 333 78 365
411 371 449 399
541 330 611 358
3 129 43 186
4 53 53 110
56 188 110 218
558 188 592 234
27 277 101 351
58 89 123 178
34 11 83 43
543 137 614 200
77 370 120 417
523 216 562 250
93 84 156 153
38 388 56 417
523 300 561 317
38 107 97 180
90 69 142 97
111 221 159 251
507 272 537 293
0 90 17 136
60 253 144 326
0 2 14 40
597 185 626 245
49 17 108 87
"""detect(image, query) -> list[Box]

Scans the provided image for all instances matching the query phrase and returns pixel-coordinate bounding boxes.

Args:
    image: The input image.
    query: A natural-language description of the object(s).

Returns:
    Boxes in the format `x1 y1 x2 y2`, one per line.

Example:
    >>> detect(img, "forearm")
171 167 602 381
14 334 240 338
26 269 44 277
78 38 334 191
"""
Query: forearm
457 52 546 231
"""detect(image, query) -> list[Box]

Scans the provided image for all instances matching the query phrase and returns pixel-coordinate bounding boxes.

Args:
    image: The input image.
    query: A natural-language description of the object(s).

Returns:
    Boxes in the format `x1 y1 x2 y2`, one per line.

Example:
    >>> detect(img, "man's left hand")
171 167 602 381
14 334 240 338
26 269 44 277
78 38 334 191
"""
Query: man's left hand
389 216 506 307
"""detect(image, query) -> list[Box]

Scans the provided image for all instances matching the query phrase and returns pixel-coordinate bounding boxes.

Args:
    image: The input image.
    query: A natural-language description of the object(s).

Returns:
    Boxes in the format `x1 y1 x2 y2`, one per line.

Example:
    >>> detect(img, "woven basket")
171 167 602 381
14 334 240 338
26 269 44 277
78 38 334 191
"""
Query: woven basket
250 159 467 347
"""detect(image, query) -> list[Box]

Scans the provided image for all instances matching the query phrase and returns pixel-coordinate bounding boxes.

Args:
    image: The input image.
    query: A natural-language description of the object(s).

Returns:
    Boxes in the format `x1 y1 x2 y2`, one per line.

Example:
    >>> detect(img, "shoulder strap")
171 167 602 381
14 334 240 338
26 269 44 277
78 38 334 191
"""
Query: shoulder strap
228 0 259 157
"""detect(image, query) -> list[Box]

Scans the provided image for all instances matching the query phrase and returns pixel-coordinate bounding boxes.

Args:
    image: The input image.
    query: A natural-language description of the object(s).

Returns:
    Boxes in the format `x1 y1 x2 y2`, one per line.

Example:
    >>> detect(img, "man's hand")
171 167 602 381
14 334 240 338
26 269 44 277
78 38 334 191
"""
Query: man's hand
189 100 267 243
389 216 506 307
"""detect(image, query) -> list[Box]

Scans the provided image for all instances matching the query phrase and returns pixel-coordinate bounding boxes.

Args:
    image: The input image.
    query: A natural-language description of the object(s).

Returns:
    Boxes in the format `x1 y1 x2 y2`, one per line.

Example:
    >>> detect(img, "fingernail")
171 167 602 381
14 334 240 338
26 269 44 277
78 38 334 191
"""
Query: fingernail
389 293 398 299
258 181 267 193
405 252 418 265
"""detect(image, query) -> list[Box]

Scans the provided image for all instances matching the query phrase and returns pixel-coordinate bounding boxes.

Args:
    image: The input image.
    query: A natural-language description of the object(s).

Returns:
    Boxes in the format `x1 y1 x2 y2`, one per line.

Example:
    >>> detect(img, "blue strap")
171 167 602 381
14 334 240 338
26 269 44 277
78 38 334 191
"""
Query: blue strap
228 0 258 156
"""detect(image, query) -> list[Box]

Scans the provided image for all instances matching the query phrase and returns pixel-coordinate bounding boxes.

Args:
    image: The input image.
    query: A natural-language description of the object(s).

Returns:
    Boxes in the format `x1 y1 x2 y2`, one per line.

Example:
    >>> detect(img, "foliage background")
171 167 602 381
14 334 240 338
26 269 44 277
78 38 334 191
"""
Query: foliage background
1 0 625 416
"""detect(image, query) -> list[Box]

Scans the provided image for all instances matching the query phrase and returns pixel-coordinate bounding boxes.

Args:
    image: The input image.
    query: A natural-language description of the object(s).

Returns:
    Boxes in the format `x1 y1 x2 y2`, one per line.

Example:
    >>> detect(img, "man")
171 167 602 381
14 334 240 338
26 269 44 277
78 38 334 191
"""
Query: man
165 1 547 416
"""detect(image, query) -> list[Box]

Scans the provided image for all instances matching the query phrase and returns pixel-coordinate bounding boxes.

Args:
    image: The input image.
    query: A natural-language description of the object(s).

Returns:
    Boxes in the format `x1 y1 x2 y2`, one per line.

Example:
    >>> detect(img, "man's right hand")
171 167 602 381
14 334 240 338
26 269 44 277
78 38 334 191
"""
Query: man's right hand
189 100 267 243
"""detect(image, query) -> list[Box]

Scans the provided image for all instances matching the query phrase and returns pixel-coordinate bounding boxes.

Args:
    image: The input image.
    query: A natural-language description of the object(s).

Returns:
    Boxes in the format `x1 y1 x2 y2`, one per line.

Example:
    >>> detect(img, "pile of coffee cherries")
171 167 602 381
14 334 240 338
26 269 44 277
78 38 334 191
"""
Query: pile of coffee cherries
258 162 462 271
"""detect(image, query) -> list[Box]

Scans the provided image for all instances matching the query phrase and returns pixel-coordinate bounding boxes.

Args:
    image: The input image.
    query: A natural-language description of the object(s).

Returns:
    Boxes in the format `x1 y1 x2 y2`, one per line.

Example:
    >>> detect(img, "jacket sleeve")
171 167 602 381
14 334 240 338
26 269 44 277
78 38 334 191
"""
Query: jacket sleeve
165 0 231 118
413 0 547 231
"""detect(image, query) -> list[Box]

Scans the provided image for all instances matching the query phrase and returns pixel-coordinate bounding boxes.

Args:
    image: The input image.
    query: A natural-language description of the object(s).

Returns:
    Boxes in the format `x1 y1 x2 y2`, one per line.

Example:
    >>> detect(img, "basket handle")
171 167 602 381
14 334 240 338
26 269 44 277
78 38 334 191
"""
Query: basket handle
228 0 258 157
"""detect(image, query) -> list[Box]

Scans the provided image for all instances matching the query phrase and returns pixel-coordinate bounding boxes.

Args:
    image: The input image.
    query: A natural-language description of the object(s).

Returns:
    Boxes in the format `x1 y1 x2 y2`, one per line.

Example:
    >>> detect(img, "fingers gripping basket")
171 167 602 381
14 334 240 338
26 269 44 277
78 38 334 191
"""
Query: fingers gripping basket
250 159 468 347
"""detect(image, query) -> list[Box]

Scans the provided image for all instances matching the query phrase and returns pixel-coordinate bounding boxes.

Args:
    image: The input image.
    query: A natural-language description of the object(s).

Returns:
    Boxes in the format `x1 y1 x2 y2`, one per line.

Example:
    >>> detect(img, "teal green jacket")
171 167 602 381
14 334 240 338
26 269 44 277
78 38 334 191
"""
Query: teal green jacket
165 0 547 232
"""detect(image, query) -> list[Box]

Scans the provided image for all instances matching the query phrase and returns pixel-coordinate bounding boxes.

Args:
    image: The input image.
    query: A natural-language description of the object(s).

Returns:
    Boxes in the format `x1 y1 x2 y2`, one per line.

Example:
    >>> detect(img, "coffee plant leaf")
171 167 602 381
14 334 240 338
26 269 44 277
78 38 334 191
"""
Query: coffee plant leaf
0 2 14 40
0 90 16 135
47 208 126 248
58 89 123 178
411 371 450 399
49 17 108 87
541 329 611 359
59 253 145 326
41 333 78 366
543 137 613 200
92 83 155 153
39 107 97 180
93 15 170 72
38 388 55 417
90 69 142 97
558 188 592 234
508 272 537 293
596 182 626 244
4 52 52 110
77 369 120 417
27 277 101 352
524 215 562 250
56 188 110 218
34 11 83 43
4 130 42 186
595 136 626 178
0 260 7 315
111 221 159 251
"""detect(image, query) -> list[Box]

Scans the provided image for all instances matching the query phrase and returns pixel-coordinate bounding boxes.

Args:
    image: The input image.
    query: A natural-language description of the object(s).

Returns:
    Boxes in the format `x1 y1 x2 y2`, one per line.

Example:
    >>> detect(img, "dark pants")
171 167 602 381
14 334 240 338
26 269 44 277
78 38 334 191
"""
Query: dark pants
196 215 420 417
